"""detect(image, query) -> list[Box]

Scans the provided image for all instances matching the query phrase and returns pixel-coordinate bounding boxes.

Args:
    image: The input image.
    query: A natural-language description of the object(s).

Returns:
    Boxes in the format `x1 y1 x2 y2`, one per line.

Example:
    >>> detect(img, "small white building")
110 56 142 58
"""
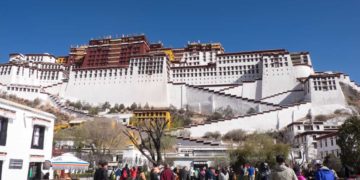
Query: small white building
293 130 337 164
286 121 324 140
122 145 149 167
103 113 133 125
9 53 56 63
165 137 228 168
0 98 55 180
315 132 341 160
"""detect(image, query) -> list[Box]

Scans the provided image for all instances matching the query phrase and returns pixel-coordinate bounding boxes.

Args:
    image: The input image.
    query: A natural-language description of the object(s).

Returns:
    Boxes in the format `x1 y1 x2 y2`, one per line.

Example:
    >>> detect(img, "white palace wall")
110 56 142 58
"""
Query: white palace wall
219 85 243 97
167 83 186 108
241 80 262 100
168 83 277 115
43 82 64 96
339 74 360 92
183 102 312 137
0 64 64 87
261 55 299 98
0 65 12 85
261 90 306 105
293 65 314 79
306 76 347 106
63 71 169 106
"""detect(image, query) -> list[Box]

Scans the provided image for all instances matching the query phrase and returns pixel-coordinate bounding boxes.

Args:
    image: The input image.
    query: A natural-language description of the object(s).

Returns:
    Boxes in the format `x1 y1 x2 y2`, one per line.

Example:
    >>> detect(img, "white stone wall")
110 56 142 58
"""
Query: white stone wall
168 83 277 115
261 54 298 98
293 65 314 79
0 98 55 180
219 85 243 97
242 80 262 99
307 76 347 106
339 74 360 92
182 103 312 137
261 90 305 105
43 82 64 96
167 83 186 108
62 56 169 106
0 64 64 87
0 65 13 85
64 75 169 106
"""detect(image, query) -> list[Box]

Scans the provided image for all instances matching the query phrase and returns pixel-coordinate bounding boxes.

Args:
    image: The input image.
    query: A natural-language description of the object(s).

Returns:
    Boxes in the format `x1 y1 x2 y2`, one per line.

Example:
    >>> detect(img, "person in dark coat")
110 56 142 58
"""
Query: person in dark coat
150 166 160 180
179 166 190 180
161 164 175 180
258 162 271 180
228 168 234 180
206 167 216 180
94 160 109 180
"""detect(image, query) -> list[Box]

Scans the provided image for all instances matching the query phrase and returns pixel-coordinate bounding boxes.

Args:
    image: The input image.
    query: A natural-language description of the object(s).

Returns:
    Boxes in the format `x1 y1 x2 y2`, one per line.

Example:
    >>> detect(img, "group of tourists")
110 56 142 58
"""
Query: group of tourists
94 155 342 180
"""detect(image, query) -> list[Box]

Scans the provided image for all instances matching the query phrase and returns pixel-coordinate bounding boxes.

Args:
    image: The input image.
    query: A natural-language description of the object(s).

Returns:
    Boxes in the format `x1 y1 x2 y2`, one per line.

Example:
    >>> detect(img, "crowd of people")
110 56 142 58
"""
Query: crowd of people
94 155 346 180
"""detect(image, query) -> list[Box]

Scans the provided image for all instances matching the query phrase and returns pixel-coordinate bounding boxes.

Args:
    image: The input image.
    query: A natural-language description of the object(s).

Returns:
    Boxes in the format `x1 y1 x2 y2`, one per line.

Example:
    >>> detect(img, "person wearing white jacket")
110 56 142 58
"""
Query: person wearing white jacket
219 168 229 180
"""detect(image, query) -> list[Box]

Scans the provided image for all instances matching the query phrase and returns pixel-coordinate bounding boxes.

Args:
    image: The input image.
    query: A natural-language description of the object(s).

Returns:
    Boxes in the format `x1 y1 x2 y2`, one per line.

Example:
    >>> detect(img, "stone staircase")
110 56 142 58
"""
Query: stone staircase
40 89 92 118
168 81 282 108
169 102 312 137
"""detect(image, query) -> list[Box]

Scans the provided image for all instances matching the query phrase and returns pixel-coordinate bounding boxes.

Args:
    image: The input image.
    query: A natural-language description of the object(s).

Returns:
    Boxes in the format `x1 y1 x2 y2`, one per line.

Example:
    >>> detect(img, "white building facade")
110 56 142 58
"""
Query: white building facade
292 130 338 164
316 132 341 160
9 53 56 63
0 39 359 137
0 98 55 180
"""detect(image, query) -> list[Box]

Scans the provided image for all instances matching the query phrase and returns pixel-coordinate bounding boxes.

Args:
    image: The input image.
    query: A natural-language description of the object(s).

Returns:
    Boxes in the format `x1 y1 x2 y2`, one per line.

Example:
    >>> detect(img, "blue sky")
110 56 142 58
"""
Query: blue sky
0 0 359 82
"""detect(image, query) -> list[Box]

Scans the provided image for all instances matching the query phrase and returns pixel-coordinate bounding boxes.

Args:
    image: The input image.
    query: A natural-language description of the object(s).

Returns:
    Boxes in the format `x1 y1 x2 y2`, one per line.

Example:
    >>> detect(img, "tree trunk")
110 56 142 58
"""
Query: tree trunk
156 148 163 166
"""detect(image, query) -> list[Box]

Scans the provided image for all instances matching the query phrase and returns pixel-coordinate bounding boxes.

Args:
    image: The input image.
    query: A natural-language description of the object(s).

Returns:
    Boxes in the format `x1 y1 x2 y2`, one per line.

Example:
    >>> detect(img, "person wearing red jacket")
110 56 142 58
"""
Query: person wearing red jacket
130 167 138 180
161 164 175 180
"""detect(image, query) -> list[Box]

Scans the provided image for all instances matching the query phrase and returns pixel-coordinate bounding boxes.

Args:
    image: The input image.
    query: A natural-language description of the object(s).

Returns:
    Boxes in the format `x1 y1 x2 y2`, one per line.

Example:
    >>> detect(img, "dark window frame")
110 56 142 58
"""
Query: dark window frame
0 117 8 146
31 125 45 150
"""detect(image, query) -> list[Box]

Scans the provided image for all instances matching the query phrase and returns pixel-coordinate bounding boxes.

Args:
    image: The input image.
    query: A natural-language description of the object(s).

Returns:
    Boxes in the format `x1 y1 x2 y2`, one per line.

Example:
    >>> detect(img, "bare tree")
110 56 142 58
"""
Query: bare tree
55 118 127 164
82 118 126 154
123 118 170 166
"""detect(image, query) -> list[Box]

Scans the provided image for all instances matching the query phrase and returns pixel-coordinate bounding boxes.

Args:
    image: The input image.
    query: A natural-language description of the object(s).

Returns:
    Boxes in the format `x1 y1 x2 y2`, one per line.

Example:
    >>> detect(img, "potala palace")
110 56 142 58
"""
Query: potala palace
0 35 359 138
